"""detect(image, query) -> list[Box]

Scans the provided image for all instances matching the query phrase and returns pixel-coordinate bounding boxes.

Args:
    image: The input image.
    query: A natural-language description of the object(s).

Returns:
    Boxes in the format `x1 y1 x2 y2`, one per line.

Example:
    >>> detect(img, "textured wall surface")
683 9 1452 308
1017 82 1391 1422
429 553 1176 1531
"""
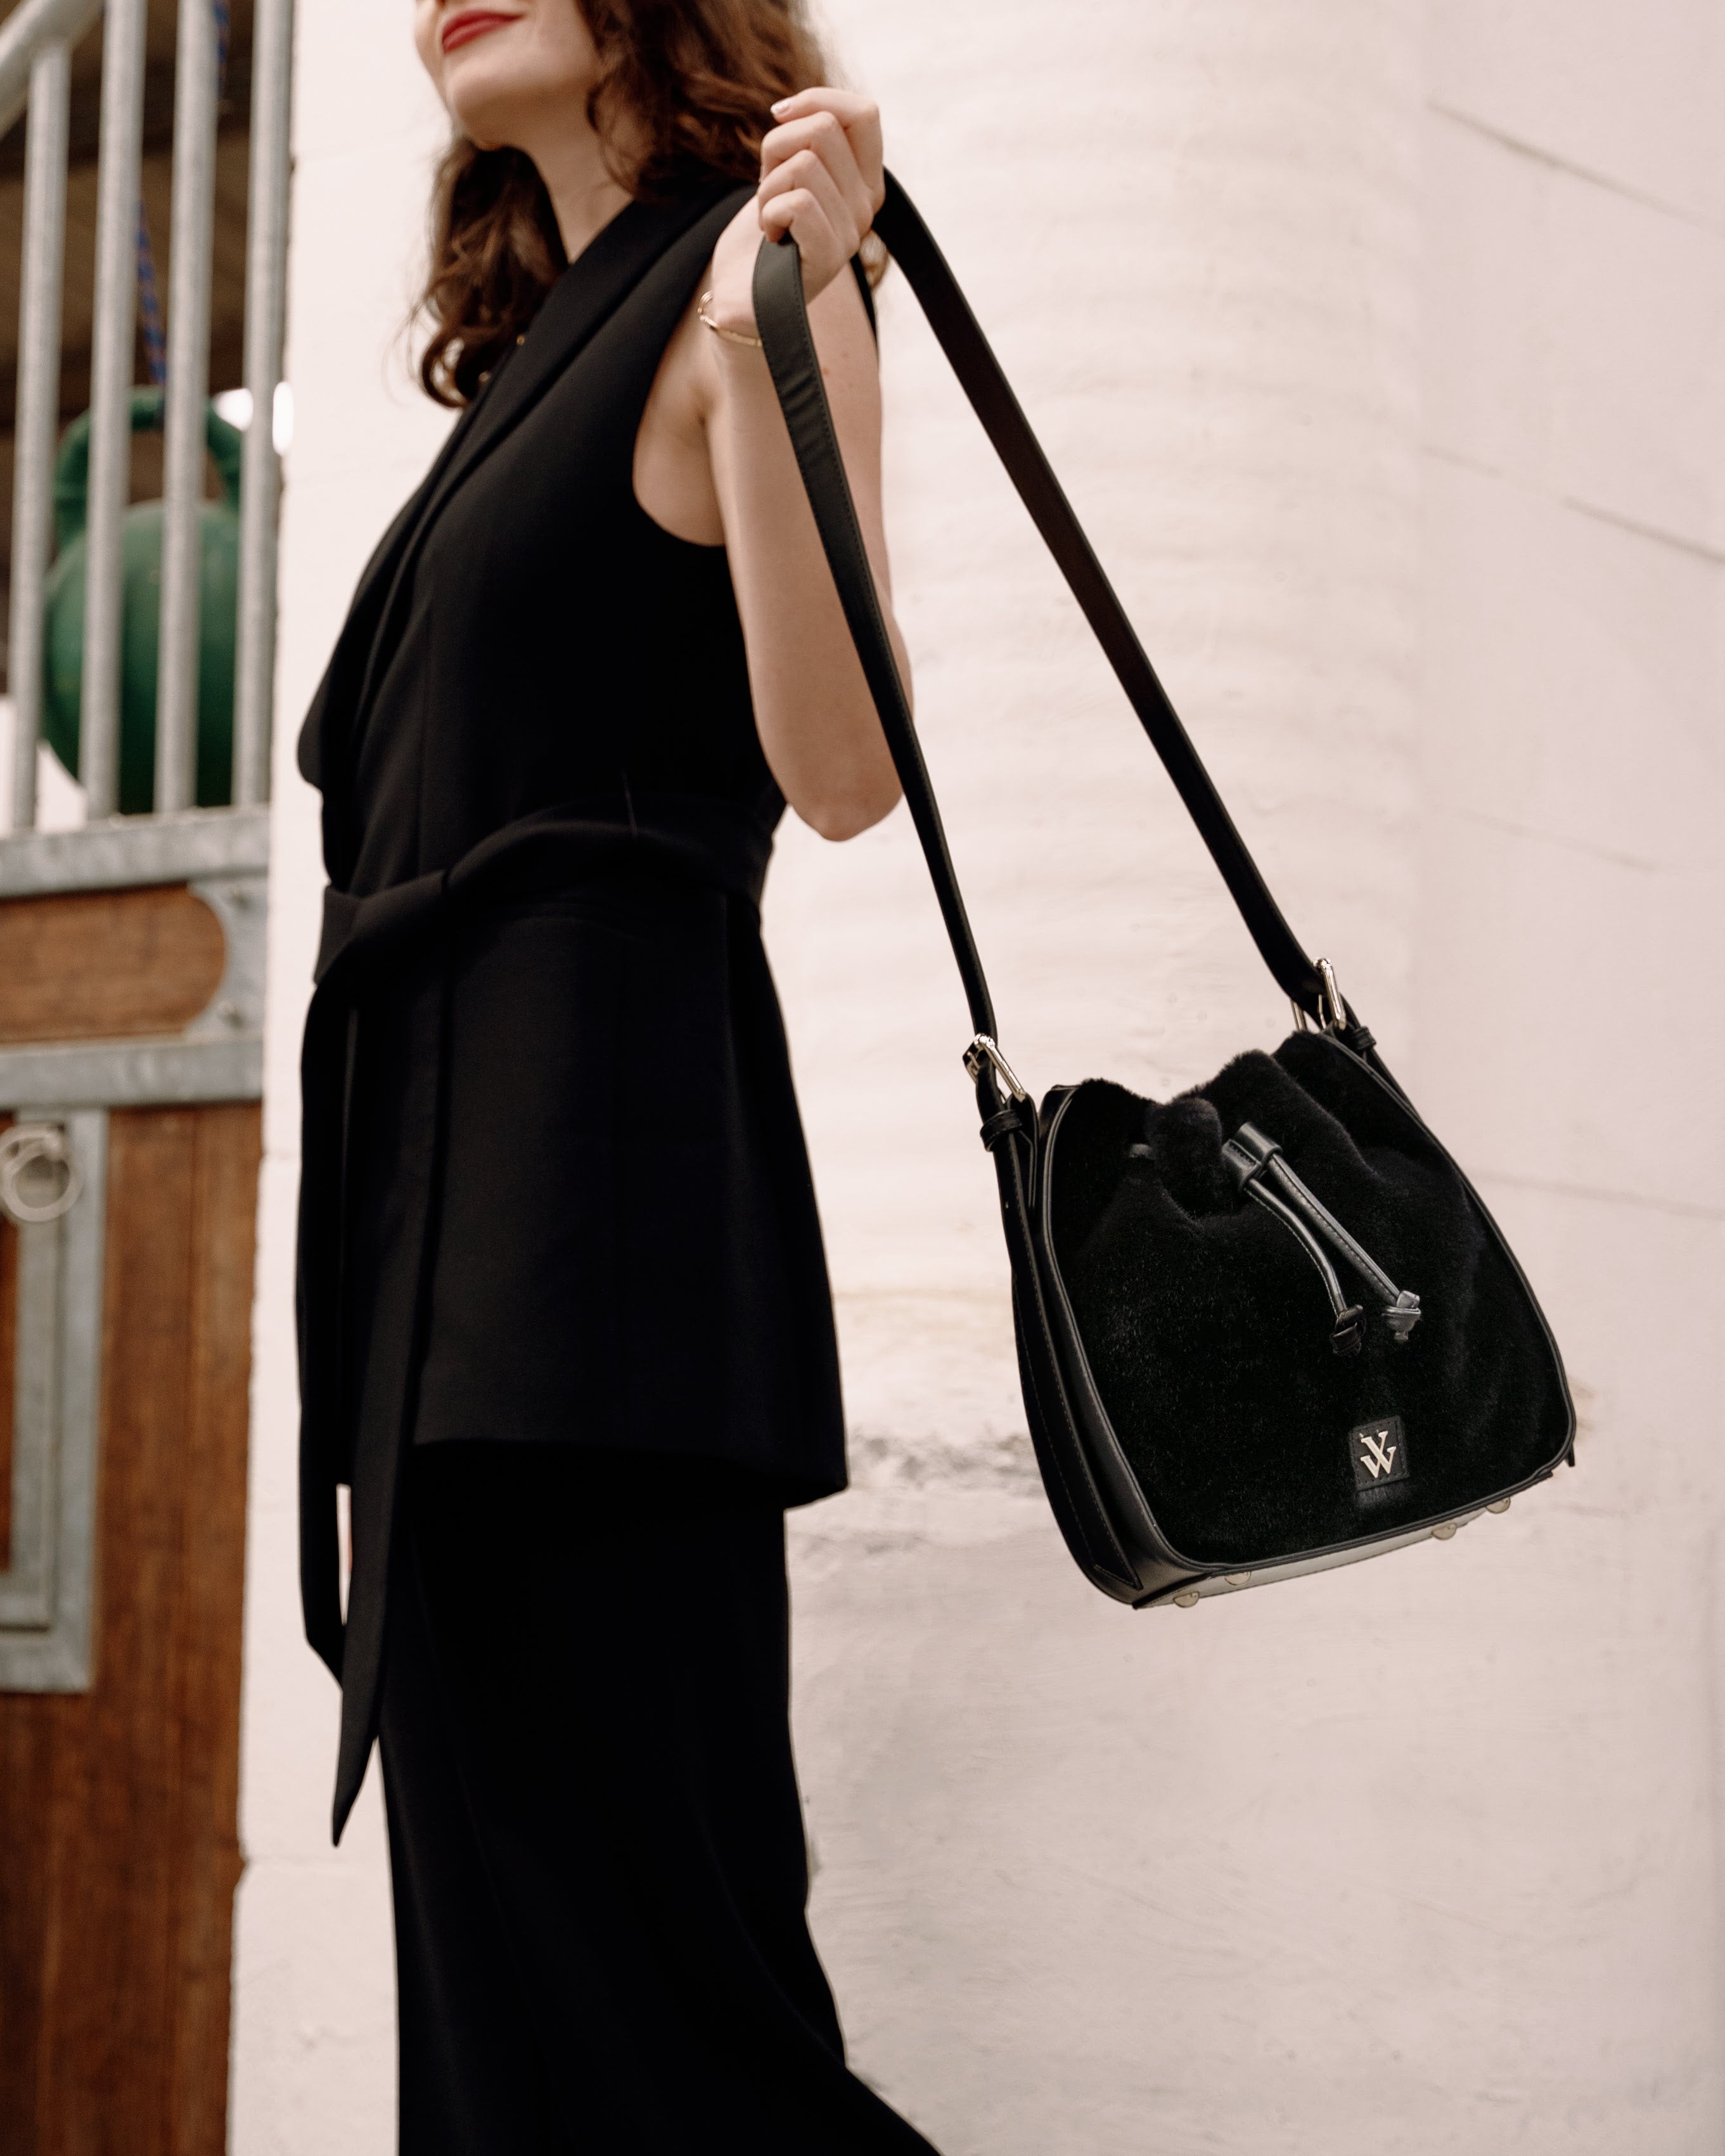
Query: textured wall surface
231 0 1725 2148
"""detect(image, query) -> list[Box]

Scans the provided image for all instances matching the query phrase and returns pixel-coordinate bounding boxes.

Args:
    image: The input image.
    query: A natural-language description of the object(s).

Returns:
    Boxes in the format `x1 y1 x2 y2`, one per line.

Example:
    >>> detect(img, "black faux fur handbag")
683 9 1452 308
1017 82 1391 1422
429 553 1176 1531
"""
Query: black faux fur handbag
753 181 1575 1609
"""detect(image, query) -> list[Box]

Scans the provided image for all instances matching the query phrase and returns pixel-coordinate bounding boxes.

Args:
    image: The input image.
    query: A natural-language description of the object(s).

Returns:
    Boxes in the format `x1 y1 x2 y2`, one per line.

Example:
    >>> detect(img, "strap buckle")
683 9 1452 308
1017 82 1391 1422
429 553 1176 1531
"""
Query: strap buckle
963 1034 1029 1102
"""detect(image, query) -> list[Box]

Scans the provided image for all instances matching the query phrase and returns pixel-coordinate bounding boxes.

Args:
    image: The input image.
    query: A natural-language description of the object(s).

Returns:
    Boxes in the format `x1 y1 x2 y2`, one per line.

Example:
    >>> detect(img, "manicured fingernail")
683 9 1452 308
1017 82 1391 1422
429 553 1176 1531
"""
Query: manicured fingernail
770 98 792 115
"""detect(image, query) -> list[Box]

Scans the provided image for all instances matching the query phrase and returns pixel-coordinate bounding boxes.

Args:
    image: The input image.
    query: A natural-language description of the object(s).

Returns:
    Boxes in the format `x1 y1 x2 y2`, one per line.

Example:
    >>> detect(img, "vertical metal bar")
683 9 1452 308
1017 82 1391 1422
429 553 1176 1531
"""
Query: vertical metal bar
79 0 149 819
155 0 221 814
47 1107 107 1690
6 41 71 834
0 1207 61 1629
232 0 294 809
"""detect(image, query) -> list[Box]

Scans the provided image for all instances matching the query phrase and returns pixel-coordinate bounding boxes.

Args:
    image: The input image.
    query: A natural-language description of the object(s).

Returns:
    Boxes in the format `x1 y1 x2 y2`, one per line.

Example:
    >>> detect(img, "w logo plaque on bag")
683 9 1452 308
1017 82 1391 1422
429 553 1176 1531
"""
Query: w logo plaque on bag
1350 1416 1409 1492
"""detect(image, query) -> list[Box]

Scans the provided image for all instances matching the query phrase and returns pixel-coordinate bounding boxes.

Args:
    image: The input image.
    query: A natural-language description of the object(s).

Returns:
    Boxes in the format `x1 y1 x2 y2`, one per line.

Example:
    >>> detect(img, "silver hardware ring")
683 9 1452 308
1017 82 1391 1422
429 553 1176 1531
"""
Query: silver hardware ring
0 1124 84 1227
963 1034 1030 1103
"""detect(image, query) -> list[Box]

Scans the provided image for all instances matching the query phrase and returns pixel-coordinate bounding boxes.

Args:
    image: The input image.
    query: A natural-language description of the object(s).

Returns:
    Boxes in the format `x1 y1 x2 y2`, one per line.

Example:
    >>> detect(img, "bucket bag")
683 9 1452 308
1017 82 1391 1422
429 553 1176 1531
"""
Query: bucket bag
752 178 1575 1610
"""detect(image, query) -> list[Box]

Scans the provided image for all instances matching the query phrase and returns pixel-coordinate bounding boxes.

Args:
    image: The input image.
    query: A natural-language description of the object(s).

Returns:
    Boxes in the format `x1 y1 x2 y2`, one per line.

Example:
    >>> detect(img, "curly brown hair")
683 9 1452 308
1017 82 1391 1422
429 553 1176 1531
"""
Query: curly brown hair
418 0 831 407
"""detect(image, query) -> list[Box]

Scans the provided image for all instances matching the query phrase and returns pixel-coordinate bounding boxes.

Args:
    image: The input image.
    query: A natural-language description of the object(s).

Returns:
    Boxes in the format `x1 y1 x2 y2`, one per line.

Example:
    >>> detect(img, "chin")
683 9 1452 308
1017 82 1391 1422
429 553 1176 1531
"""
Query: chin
437 15 598 149
442 54 539 144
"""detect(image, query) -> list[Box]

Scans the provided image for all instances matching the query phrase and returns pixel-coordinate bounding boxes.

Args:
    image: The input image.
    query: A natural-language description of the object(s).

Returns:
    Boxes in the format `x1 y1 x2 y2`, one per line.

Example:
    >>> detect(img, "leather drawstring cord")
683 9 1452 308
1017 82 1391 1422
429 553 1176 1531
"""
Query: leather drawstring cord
1221 1122 1423 1357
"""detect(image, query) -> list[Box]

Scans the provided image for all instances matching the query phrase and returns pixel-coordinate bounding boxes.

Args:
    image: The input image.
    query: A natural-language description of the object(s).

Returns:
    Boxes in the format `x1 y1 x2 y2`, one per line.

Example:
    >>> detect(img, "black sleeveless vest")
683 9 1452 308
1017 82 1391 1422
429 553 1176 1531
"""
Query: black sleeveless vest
295 185 845 1838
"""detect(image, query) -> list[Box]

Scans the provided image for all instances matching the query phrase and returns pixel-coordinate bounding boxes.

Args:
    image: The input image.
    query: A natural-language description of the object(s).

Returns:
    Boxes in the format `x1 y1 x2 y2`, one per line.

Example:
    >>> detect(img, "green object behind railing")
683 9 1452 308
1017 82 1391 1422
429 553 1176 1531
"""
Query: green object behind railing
42 387 243 815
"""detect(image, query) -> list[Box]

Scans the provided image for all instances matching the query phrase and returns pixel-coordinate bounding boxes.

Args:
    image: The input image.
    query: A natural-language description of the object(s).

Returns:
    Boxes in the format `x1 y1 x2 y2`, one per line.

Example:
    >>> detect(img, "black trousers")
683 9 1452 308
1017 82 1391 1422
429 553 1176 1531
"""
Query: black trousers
378 1443 942 2155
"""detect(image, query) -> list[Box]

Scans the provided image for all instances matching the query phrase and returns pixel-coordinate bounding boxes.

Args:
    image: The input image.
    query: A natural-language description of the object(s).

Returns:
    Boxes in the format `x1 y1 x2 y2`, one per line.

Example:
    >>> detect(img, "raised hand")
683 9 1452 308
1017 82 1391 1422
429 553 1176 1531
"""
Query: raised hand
705 87 884 337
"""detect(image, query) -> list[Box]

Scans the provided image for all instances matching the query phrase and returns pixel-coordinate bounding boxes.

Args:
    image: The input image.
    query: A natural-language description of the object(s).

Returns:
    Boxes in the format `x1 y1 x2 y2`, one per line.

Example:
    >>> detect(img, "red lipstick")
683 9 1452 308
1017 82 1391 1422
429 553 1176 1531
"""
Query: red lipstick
441 9 518 54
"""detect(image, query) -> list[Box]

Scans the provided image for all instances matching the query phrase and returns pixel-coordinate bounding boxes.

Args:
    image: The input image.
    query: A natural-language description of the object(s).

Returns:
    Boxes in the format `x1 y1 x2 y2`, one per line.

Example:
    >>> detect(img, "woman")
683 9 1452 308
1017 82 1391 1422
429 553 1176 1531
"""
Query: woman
294 0 940 2147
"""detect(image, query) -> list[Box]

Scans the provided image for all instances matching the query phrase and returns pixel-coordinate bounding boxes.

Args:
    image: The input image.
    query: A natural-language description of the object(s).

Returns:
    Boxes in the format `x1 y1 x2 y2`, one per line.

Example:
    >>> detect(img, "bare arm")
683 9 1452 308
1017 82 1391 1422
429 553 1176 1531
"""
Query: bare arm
696 91 906 843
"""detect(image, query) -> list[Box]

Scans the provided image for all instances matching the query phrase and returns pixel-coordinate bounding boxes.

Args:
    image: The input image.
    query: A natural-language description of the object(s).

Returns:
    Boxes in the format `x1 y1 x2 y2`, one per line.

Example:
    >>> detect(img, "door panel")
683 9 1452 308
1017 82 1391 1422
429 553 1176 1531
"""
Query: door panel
0 889 229 1044
0 1101 259 2155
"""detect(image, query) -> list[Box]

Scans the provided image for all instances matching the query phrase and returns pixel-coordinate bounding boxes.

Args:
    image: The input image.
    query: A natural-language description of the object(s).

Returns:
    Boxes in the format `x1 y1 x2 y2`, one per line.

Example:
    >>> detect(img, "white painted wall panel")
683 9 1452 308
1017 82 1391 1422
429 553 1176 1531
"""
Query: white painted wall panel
1548 183 1725 555
1427 0 1725 226
1418 769 1722 1208
1420 466 1720 869
1424 113 1725 560
1412 3 1725 2150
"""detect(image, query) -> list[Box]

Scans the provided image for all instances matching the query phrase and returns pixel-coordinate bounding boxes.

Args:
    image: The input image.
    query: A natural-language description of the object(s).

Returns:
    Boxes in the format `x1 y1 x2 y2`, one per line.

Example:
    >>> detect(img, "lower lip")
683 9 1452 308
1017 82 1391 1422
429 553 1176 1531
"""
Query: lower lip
442 13 515 53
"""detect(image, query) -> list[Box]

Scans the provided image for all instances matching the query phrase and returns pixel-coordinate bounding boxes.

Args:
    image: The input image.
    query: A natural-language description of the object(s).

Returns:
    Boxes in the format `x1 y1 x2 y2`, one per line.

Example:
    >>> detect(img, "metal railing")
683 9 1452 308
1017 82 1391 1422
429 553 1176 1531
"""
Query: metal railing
0 0 295 831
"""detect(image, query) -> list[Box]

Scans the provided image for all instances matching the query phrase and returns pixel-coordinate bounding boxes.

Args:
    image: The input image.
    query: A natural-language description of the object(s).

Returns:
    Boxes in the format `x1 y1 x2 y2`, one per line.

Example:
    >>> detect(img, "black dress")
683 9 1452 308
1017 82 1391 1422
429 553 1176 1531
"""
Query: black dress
295 184 941 2153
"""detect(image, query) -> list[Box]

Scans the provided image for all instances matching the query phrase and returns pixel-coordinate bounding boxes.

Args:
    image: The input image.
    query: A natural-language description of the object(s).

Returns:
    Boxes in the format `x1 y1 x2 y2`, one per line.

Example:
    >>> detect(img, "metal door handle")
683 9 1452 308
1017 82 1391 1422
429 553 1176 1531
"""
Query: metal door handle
0 1124 84 1225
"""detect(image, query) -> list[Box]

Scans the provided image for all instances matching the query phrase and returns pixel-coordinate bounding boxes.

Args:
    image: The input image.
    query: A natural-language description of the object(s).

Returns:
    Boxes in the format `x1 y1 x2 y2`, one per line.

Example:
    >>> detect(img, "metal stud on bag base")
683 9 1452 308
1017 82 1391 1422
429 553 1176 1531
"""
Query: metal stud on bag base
1165 1499 1519 1608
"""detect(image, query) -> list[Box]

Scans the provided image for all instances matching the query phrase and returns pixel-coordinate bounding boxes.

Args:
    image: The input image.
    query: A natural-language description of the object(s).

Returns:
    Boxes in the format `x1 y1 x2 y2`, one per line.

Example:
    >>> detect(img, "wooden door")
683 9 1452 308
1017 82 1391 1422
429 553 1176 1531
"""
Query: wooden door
0 821 266 2154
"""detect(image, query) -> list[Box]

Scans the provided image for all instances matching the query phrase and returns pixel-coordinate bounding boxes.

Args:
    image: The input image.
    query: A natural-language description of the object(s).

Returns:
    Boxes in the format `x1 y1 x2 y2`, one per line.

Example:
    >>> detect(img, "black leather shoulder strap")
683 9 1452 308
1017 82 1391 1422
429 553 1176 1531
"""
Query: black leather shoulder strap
753 172 1330 1039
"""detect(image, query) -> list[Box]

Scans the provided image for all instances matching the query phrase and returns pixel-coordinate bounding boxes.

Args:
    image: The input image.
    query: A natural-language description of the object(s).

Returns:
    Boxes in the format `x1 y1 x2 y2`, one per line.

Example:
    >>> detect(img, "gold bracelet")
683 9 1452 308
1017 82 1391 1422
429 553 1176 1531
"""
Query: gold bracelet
696 290 764 350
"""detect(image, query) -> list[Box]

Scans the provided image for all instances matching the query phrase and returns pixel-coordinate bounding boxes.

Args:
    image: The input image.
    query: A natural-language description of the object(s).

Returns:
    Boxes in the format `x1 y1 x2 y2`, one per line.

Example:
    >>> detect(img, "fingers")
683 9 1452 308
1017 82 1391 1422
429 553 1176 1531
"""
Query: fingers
757 183 848 304
753 84 884 304
764 87 884 214
759 146 859 260
757 187 812 245
762 112 866 203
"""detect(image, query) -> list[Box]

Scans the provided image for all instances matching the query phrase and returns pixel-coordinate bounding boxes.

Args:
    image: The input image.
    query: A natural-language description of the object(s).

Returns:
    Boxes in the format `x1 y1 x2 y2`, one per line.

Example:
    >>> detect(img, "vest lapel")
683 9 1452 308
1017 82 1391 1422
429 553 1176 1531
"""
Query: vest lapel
311 179 747 863
296 380 498 800
411 183 742 546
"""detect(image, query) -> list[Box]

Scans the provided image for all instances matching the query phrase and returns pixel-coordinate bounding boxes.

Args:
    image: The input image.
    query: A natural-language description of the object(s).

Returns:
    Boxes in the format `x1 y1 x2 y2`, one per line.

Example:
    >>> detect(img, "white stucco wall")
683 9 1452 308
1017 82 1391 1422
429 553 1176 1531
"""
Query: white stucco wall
231 1 1725 2149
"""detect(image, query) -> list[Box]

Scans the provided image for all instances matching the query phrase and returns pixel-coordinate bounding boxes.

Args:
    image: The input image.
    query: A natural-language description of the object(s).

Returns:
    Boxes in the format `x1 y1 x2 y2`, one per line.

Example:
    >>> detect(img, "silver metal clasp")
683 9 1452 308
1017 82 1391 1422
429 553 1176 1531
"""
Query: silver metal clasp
963 1034 1029 1102
1316 958 1347 1034
0 1123 84 1227
1292 959 1347 1035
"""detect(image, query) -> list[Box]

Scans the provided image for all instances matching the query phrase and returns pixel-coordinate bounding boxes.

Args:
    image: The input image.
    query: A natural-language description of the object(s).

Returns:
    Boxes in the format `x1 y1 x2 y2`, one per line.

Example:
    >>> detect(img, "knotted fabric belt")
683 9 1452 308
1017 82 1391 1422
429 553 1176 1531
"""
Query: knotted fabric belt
297 793 774 1838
